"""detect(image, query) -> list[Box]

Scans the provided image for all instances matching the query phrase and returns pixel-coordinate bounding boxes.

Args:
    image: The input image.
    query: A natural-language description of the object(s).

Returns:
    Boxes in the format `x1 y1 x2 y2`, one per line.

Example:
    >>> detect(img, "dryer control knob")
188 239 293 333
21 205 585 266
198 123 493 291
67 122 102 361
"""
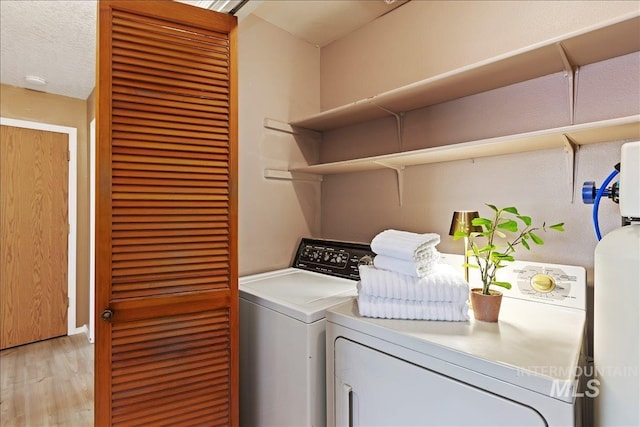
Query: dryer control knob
530 274 556 293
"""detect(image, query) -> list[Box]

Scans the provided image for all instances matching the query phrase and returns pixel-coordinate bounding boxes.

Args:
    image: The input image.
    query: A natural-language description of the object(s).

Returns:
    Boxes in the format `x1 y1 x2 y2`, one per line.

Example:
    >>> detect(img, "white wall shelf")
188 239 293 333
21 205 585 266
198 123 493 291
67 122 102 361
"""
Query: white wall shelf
286 115 638 206
290 115 640 175
289 13 639 132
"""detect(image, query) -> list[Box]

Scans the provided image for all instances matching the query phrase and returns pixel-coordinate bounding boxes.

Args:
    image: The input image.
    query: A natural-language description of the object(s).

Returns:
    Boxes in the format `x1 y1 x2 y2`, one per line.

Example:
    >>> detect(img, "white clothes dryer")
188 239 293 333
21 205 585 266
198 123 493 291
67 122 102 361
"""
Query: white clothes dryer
240 238 373 427
326 254 588 426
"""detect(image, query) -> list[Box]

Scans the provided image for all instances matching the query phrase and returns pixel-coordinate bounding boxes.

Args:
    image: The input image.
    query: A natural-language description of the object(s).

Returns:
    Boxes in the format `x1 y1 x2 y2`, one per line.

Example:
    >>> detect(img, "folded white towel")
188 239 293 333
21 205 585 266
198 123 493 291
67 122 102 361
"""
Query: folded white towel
371 229 440 261
357 294 469 321
373 247 440 278
358 264 469 303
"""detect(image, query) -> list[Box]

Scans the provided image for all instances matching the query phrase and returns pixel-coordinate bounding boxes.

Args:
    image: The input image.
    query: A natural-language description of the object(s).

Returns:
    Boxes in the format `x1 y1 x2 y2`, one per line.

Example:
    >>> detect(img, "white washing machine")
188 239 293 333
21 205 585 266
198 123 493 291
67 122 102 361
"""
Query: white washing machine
326 254 588 426
240 238 374 427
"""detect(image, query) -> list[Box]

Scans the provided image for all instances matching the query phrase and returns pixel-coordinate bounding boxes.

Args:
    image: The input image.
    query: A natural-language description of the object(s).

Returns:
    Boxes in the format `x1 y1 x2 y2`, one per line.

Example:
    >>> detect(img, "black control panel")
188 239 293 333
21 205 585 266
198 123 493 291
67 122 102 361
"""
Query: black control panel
292 238 374 280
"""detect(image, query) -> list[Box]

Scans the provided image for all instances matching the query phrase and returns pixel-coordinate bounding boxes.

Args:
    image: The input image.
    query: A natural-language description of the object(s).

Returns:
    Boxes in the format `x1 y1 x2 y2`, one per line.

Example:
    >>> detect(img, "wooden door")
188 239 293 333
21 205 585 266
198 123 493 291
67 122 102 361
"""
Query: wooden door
95 1 237 425
0 125 69 350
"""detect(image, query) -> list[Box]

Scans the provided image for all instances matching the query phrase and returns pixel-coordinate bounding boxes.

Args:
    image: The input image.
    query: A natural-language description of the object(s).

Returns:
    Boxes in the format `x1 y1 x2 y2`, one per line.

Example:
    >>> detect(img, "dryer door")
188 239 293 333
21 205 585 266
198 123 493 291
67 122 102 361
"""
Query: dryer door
335 338 546 426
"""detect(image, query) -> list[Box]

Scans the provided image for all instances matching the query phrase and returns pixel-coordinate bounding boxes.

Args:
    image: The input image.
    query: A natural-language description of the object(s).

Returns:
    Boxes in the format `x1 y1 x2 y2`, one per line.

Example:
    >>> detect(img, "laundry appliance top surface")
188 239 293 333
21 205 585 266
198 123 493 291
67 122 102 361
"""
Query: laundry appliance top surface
240 238 374 323
240 268 359 323
328 256 587 403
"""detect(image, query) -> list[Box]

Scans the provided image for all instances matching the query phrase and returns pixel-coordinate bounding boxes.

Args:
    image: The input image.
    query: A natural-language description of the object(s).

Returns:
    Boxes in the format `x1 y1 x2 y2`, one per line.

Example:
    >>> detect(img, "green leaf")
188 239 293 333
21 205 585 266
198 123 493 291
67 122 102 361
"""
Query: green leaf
517 215 532 226
492 253 515 262
478 244 495 253
503 207 519 215
452 230 467 240
550 223 565 231
462 263 479 269
497 220 518 232
529 231 544 245
472 217 492 227
495 230 506 238
492 281 512 290
487 204 498 212
522 239 530 250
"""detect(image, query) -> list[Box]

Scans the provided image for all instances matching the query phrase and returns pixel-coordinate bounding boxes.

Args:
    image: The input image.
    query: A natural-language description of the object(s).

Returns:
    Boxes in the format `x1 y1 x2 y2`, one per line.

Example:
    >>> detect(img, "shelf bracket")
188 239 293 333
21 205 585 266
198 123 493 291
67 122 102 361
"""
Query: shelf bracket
556 43 577 125
371 103 405 151
264 169 323 182
374 161 405 207
561 134 578 203
263 118 322 141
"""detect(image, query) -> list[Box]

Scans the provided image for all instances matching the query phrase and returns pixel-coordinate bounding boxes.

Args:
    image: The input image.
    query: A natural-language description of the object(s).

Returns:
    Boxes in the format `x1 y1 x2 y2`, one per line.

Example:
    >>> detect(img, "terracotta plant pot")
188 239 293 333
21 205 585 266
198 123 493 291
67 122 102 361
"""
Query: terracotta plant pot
470 288 503 322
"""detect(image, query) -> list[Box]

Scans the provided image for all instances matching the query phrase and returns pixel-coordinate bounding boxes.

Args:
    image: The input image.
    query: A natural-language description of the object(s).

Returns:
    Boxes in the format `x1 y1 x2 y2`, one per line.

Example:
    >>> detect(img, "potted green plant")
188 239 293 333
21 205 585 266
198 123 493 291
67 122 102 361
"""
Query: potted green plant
454 204 564 322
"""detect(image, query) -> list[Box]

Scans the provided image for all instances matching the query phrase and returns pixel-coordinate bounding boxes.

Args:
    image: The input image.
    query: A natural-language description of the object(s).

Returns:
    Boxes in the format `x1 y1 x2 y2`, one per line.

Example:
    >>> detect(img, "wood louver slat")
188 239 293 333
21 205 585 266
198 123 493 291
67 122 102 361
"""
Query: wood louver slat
113 85 230 108
111 228 229 239
111 106 228 126
111 124 229 141
112 94 229 119
112 103 228 123
112 116 229 134
112 178 228 189
112 143 228 158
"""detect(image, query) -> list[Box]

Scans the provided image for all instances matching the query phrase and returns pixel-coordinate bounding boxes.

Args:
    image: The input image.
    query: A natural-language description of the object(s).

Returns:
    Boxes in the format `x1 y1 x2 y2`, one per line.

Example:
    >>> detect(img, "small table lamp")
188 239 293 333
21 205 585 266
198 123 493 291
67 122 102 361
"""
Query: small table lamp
449 210 481 282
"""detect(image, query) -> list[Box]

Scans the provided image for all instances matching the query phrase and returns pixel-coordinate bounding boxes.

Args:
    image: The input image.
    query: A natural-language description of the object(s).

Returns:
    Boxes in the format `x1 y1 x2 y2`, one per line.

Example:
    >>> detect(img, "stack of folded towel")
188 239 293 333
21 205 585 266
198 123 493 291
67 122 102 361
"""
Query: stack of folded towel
358 230 470 322
371 229 441 278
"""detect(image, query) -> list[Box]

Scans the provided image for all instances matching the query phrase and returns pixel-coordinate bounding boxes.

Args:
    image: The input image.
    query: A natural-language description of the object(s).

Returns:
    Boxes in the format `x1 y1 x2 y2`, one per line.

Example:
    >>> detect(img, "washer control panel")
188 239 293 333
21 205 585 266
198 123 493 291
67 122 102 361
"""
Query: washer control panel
293 238 375 281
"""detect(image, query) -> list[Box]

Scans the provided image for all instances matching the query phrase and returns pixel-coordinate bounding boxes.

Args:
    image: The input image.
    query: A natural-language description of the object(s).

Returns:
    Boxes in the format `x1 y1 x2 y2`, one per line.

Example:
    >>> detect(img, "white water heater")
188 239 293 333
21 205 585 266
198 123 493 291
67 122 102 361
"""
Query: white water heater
593 141 640 426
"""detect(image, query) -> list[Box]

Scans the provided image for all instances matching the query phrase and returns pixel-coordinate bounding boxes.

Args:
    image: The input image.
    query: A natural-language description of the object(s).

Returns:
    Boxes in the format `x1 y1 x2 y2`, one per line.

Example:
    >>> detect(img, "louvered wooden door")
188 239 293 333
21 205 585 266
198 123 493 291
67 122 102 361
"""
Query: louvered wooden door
96 1 237 425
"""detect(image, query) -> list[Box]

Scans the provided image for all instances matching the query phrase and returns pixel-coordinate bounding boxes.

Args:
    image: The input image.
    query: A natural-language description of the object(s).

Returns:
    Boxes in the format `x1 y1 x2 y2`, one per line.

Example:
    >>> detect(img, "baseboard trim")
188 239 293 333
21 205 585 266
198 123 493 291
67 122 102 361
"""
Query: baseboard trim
70 324 89 339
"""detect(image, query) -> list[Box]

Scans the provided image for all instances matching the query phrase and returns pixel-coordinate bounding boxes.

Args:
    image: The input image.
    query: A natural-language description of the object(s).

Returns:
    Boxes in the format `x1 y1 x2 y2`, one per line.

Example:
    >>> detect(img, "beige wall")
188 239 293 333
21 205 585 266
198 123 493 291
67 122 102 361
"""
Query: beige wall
320 0 640 109
237 15 321 275
0 83 90 327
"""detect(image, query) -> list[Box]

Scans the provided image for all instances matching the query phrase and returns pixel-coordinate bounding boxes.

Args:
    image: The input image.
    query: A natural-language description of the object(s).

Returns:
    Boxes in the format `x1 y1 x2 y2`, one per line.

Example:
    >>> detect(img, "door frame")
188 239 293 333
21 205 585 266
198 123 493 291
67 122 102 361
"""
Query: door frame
89 118 95 343
0 116 79 336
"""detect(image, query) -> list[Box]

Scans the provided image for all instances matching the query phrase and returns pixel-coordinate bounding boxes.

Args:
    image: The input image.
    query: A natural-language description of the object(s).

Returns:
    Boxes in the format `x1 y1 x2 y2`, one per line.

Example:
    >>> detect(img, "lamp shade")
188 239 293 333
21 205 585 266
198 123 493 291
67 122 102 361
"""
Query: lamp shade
449 211 481 236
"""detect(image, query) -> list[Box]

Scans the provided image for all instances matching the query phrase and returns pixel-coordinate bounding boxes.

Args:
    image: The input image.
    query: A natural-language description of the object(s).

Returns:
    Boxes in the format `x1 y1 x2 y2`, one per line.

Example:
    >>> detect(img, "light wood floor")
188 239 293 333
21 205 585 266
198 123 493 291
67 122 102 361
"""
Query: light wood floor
0 334 93 426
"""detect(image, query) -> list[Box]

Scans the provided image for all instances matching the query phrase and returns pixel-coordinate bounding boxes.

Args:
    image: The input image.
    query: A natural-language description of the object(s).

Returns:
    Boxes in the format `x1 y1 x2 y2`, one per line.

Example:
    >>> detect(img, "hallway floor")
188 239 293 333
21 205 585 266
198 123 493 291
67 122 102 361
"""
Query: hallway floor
0 334 93 426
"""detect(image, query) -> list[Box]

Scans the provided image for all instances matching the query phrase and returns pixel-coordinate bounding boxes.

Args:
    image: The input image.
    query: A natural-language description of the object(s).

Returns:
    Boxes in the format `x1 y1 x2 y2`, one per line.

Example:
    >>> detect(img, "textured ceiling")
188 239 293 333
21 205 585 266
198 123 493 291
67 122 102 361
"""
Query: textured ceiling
0 0 97 100
0 0 406 100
